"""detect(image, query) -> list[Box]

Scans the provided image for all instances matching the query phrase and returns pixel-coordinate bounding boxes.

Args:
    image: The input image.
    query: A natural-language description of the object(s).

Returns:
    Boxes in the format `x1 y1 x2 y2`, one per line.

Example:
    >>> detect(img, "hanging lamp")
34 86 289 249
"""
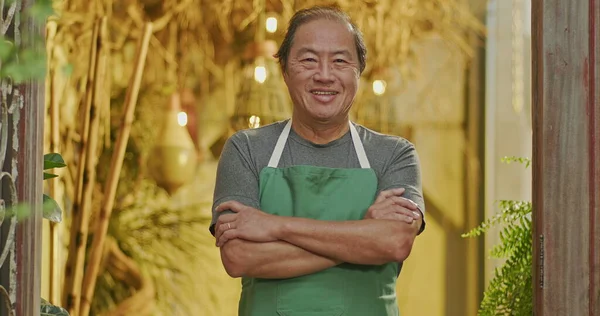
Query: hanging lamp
147 23 198 194
230 6 291 131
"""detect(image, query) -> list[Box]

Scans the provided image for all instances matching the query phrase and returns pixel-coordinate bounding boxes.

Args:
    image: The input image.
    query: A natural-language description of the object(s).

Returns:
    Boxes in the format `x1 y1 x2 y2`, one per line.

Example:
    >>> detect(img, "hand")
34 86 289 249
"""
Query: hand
214 201 281 247
364 188 421 224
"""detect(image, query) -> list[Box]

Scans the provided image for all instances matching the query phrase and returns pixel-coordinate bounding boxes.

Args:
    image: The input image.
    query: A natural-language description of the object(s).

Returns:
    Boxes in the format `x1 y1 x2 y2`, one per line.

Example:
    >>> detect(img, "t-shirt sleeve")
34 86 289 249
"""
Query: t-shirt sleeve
377 139 426 235
209 133 261 236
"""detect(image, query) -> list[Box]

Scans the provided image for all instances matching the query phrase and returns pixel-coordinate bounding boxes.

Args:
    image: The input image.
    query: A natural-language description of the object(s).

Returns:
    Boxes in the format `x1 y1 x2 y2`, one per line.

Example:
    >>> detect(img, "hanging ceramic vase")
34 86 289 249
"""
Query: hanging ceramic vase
148 92 198 194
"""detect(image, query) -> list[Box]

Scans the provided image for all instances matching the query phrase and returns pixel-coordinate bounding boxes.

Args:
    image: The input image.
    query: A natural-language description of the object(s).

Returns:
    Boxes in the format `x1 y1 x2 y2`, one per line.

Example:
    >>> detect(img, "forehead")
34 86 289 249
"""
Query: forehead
291 18 356 55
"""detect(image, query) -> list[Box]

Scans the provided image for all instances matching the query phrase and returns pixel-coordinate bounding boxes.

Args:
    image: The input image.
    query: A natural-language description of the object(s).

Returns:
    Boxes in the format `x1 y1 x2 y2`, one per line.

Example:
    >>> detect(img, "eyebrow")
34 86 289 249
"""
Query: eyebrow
296 47 353 58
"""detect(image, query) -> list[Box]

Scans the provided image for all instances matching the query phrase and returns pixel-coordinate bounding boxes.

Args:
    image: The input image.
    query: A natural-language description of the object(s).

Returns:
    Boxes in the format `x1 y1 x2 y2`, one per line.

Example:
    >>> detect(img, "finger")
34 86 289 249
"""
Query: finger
366 199 392 218
216 228 228 247
375 189 401 203
380 213 414 223
386 209 416 223
391 204 421 220
375 188 406 203
371 197 395 209
391 205 417 223
400 214 415 224
412 210 422 219
216 234 228 247
368 196 406 216
388 196 419 211
216 213 236 225
391 214 415 223
214 222 230 241
214 214 236 240
372 198 406 213
215 200 246 213
217 229 238 247
367 200 408 220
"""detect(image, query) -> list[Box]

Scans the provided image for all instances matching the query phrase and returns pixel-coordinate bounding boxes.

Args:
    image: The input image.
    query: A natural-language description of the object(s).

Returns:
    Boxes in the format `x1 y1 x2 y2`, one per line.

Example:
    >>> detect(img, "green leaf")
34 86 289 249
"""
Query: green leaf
462 157 533 315
44 153 66 169
27 0 56 23
44 172 58 180
40 298 70 316
0 37 15 61
1 48 48 83
467 196 533 315
501 156 532 168
43 194 62 223
7 203 32 221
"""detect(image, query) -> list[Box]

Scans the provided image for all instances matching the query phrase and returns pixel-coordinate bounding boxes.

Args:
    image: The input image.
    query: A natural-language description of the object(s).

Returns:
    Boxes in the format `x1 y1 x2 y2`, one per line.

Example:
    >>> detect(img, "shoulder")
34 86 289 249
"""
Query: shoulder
226 120 287 153
354 123 416 155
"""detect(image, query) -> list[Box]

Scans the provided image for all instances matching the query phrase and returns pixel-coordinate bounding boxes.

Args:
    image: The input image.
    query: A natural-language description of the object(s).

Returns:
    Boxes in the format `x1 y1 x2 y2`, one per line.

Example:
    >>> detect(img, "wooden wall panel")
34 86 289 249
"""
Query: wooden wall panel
532 0 600 315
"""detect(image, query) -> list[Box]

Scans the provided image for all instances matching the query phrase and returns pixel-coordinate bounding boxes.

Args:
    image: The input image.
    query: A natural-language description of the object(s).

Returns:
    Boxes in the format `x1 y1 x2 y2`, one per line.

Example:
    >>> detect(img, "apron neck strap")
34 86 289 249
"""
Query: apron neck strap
349 122 371 169
267 120 371 169
267 120 292 168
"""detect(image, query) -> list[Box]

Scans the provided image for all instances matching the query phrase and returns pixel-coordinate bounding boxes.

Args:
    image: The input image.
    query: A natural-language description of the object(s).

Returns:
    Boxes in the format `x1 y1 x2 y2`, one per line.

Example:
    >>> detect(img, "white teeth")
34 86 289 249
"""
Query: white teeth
312 91 337 95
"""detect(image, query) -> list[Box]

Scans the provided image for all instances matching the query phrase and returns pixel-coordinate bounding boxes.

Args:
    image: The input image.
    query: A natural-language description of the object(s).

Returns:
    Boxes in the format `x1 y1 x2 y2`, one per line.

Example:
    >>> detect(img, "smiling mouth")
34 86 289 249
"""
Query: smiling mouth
311 90 338 95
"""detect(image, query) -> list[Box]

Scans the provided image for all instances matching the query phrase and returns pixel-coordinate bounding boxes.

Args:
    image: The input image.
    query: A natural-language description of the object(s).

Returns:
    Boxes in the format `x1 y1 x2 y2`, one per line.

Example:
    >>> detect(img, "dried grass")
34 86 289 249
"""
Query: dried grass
96 180 213 315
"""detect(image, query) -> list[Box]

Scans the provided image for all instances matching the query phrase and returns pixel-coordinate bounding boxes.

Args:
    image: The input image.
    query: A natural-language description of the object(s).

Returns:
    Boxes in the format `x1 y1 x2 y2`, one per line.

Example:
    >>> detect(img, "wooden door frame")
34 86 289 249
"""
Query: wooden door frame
0 0 45 315
532 0 600 314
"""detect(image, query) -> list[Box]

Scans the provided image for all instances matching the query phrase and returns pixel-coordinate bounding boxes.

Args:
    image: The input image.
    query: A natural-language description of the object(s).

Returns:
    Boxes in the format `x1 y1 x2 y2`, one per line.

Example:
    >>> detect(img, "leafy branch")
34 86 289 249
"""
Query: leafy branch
0 0 55 83
500 156 531 168
6 153 66 222
43 153 66 222
463 158 533 316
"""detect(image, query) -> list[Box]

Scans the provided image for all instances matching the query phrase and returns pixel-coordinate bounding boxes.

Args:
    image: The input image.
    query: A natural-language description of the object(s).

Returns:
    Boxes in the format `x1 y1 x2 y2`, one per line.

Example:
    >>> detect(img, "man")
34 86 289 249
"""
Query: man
210 6 425 316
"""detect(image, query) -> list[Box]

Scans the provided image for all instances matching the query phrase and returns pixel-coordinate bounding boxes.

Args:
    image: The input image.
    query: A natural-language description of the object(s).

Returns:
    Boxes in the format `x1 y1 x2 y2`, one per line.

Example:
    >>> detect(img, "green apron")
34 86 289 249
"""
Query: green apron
239 120 400 316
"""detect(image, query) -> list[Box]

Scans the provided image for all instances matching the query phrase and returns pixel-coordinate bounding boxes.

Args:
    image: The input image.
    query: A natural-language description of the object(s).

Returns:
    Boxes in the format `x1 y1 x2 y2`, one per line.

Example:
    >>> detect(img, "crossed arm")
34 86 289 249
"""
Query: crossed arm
220 239 340 279
215 188 423 279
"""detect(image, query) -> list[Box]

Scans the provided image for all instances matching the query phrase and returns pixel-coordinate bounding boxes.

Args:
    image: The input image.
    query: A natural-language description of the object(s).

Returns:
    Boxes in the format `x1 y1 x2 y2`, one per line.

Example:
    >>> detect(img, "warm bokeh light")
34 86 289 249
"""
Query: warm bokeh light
177 111 188 126
266 17 278 33
248 115 261 128
254 66 267 83
372 79 387 95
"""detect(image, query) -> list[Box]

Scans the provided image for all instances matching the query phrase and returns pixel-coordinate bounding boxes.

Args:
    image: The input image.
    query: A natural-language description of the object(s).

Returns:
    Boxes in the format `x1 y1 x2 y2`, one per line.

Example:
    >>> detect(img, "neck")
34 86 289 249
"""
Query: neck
291 115 350 144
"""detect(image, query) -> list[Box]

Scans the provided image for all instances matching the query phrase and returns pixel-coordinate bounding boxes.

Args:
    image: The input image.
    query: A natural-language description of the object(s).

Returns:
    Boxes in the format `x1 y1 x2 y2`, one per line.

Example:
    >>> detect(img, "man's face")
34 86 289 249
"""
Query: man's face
283 18 360 125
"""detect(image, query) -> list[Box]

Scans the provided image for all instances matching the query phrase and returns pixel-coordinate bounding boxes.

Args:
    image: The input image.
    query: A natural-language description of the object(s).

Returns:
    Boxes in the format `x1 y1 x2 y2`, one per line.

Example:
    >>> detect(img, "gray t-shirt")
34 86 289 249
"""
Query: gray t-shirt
210 120 425 235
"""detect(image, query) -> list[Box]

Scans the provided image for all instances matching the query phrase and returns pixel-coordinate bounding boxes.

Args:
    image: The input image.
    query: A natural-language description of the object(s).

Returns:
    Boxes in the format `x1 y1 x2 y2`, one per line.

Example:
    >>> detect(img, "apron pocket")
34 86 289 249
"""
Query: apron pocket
276 270 346 316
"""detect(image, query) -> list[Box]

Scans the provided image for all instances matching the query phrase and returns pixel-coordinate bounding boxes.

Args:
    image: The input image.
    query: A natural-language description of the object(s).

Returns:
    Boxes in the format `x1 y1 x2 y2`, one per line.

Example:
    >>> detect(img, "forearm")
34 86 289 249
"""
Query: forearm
276 218 420 265
220 239 340 279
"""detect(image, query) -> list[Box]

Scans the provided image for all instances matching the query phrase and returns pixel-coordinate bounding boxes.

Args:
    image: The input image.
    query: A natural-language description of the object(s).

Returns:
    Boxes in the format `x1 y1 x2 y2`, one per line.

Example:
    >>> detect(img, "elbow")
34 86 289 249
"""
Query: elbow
223 261 245 278
220 240 247 278
388 225 417 262
391 237 415 262
225 267 245 279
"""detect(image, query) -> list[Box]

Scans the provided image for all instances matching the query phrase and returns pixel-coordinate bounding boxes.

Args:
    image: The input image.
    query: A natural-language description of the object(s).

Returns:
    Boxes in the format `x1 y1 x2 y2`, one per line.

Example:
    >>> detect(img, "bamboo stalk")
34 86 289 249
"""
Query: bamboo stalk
66 15 108 314
73 26 97 209
79 22 154 316
62 19 101 315
46 18 64 305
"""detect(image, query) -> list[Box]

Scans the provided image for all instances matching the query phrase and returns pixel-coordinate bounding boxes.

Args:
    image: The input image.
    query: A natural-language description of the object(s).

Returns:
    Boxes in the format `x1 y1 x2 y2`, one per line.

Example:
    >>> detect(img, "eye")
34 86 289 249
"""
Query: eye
302 58 317 62
334 59 347 63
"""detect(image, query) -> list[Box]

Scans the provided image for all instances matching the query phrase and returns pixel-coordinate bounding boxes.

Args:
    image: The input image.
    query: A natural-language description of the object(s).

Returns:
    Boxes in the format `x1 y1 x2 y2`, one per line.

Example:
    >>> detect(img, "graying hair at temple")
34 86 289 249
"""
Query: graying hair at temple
274 6 368 74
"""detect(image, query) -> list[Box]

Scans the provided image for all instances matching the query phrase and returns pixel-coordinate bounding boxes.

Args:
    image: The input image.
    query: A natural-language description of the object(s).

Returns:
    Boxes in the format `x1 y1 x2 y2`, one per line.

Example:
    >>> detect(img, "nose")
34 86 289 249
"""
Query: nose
312 60 335 83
